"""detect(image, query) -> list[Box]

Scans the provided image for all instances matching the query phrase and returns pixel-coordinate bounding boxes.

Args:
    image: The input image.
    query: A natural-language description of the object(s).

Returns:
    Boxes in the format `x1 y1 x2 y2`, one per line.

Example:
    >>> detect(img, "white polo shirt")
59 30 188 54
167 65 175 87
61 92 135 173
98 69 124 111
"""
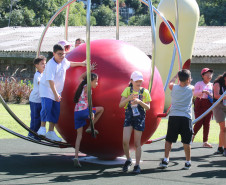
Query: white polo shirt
29 71 42 103
39 57 70 100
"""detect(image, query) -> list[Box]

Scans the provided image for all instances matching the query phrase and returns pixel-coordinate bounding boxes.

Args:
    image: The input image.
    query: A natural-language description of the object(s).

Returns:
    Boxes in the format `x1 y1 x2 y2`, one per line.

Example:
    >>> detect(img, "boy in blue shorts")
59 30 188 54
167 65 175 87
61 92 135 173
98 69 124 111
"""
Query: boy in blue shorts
37 44 86 141
28 56 46 139
159 69 194 170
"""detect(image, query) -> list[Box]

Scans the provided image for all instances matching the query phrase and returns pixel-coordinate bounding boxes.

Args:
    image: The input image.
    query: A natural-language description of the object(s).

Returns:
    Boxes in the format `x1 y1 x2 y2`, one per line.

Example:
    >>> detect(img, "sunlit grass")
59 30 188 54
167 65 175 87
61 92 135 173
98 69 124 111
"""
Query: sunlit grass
0 104 220 145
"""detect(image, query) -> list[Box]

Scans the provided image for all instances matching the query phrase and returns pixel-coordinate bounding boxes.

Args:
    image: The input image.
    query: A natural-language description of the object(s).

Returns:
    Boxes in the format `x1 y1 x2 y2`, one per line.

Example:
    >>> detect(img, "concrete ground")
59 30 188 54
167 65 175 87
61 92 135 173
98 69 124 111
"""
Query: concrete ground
0 139 225 185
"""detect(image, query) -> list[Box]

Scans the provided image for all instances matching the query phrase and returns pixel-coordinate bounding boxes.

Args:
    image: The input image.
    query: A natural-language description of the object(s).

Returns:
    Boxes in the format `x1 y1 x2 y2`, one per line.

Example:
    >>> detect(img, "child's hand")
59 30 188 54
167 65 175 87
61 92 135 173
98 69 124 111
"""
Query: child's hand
128 94 134 101
91 62 97 71
131 98 141 105
202 90 210 95
54 94 62 102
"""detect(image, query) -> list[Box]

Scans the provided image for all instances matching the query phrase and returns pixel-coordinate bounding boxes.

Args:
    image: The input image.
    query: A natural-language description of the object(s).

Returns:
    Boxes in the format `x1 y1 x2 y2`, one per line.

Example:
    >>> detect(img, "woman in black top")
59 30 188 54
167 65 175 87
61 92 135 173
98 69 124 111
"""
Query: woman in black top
213 72 226 156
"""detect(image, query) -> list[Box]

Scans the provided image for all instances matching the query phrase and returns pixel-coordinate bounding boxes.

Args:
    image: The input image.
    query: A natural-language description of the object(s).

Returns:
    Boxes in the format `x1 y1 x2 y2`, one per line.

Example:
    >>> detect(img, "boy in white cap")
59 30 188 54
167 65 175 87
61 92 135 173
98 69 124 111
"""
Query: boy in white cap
119 71 151 174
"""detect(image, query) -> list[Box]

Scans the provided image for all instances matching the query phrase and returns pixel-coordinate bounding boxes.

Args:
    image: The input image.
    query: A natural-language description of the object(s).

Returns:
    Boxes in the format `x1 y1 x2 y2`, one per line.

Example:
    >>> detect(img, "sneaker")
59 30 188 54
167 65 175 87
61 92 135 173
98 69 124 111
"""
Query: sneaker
183 162 191 170
122 159 132 172
37 127 46 136
159 159 168 168
214 149 223 155
223 149 226 157
73 158 82 168
132 165 141 174
28 134 41 141
28 134 35 139
46 131 62 142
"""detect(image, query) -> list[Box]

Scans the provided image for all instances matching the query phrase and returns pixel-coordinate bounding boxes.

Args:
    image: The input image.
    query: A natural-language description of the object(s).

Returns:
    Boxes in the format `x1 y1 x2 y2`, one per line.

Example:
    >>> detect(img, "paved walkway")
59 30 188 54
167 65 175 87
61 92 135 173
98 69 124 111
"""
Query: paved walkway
0 139 225 185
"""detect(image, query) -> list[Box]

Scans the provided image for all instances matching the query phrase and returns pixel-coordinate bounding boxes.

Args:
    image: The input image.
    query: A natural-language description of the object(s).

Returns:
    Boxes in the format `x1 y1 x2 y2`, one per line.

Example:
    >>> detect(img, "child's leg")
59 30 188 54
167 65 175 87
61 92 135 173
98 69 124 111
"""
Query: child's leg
75 127 83 158
183 144 191 161
123 126 133 160
40 121 46 127
202 111 212 143
86 107 104 132
49 122 55 131
165 141 172 159
219 122 225 148
134 129 142 166
93 106 104 125
33 103 42 132
29 102 35 136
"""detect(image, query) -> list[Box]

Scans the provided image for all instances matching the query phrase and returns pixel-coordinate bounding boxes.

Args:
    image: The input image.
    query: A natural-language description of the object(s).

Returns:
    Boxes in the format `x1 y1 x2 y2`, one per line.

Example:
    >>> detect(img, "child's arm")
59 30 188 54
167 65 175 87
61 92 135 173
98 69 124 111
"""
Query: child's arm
132 98 150 110
70 60 86 67
49 80 61 102
79 63 97 82
169 73 178 90
119 94 134 108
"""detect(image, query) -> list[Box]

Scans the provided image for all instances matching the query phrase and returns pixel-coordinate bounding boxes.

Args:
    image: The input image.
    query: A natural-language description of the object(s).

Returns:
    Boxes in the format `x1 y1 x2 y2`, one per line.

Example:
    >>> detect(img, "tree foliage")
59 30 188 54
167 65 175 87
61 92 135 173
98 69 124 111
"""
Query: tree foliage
0 0 225 27
92 4 115 26
197 0 226 26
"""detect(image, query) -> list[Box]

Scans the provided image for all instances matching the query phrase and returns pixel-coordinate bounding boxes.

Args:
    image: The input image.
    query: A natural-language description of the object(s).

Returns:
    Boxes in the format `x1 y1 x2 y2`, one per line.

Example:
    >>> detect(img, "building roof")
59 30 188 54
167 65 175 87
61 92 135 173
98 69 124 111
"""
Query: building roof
0 26 225 57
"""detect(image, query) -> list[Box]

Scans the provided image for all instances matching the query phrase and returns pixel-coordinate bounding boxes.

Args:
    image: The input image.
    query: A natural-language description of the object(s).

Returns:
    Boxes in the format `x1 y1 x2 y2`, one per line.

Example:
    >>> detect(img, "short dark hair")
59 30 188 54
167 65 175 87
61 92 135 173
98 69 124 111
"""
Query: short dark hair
53 44 64 53
178 69 191 82
33 55 46 65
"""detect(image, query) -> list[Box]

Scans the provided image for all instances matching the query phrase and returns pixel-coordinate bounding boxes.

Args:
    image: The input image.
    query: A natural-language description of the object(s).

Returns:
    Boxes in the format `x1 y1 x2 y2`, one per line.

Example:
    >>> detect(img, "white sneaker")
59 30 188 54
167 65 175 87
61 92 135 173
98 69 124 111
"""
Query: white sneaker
37 127 46 136
46 131 62 142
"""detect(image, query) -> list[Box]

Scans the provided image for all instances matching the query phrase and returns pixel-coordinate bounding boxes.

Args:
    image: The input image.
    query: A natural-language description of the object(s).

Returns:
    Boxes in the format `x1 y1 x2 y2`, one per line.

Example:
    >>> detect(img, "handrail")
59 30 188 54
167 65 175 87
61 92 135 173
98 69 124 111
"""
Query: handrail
0 94 72 147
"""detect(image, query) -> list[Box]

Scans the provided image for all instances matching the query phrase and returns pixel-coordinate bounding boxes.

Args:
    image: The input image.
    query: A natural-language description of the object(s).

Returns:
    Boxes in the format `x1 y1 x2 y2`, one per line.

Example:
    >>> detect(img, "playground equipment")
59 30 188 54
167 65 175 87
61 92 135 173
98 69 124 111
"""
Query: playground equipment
1 0 225 160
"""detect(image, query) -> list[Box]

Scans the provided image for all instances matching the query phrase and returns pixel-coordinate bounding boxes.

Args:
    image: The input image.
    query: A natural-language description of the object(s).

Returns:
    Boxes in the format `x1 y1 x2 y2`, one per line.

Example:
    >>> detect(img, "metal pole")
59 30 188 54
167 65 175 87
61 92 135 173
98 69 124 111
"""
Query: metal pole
64 1 70 41
139 0 183 79
116 0 119 40
164 0 180 92
86 0 95 138
150 91 226 143
147 0 156 93
8 0 13 27
36 0 77 57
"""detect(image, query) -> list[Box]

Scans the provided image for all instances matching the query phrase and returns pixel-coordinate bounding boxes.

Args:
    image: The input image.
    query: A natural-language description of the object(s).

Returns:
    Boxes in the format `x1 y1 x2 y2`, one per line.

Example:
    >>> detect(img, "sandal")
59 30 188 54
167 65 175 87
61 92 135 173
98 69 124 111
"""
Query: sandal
73 158 82 168
203 142 213 148
86 128 99 135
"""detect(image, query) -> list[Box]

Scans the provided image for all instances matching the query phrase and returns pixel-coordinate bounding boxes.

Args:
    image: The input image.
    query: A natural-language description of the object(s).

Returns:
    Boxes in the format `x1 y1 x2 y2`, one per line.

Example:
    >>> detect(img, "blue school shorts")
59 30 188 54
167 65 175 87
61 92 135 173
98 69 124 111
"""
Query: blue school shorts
40 97 60 124
74 108 96 129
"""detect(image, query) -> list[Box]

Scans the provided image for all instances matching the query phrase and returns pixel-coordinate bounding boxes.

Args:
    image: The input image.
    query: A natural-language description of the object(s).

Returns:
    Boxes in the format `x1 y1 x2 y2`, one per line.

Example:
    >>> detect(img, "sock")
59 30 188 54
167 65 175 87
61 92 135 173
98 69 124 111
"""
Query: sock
164 157 169 162
186 160 191 164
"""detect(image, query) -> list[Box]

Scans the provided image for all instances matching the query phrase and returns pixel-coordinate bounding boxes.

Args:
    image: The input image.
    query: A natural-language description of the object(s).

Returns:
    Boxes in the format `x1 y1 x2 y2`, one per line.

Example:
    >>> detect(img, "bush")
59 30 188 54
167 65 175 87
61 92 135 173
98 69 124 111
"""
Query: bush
0 68 32 104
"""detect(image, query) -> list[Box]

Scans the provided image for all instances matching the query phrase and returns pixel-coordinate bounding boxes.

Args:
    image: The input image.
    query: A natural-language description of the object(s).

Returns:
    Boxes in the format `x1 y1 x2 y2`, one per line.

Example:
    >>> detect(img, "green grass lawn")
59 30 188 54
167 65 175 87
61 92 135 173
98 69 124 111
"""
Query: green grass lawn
0 104 220 144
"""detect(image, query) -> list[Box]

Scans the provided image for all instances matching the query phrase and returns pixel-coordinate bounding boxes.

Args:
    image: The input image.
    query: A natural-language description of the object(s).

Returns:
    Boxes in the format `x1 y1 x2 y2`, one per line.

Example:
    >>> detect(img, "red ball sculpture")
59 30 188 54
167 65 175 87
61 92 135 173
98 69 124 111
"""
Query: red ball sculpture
57 39 165 159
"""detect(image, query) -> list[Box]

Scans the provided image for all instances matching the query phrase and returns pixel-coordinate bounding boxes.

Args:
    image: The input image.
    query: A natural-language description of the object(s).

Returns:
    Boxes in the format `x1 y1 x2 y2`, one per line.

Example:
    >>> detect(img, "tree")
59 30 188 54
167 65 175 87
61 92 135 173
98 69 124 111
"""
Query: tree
128 14 150 26
92 4 115 26
91 0 115 9
196 0 226 26
68 2 96 26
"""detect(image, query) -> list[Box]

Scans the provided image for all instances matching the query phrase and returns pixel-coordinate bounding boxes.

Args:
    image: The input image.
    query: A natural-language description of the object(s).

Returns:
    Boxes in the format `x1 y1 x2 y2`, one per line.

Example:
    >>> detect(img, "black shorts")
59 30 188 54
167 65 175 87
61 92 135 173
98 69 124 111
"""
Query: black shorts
166 116 193 144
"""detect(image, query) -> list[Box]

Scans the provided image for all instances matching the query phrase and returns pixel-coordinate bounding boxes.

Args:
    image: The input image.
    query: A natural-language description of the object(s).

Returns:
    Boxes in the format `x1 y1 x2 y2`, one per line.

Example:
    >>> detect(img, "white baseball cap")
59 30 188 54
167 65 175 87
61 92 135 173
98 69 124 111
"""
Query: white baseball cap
58 40 71 47
131 71 144 81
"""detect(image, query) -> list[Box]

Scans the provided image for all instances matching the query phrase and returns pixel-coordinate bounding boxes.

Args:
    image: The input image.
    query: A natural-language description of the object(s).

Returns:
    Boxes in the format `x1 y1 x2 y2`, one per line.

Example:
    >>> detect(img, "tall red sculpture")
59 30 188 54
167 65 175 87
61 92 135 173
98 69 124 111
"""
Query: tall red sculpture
57 39 165 159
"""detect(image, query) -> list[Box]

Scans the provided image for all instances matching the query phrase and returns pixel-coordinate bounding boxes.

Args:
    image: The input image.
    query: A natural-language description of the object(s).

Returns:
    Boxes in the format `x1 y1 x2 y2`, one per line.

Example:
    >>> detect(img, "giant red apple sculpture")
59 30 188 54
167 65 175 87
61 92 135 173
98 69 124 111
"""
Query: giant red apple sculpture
57 39 165 159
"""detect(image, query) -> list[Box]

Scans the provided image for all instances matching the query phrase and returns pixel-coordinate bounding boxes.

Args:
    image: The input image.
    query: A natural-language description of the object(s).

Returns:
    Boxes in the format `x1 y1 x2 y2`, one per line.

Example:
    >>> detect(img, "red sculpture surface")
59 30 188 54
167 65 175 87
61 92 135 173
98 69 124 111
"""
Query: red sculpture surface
57 39 165 159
